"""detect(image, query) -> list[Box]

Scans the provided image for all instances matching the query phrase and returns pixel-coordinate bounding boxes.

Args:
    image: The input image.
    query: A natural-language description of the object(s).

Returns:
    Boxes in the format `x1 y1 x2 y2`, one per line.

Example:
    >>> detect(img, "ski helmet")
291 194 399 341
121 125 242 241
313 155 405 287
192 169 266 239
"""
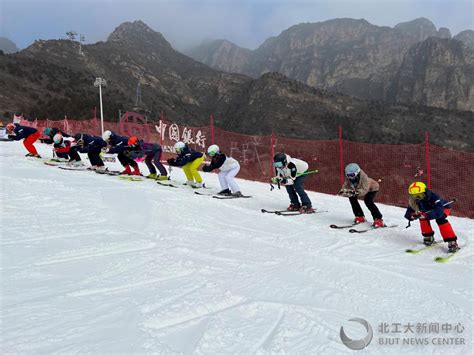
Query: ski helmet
207 144 220 157
128 136 138 146
53 133 63 144
174 141 185 153
273 153 287 168
408 182 427 195
43 127 53 136
102 130 112 141
6 123 15 132
345 163 360 179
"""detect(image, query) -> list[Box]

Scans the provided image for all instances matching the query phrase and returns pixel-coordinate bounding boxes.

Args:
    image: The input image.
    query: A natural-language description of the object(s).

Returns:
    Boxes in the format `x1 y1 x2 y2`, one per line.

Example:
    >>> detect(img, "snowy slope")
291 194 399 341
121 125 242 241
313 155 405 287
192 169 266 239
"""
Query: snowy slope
1 141 473 354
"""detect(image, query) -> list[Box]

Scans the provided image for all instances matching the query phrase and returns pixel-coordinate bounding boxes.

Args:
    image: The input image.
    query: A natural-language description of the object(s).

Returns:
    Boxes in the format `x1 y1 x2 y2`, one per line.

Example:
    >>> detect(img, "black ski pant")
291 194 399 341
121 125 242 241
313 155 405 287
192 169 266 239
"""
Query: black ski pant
349 191 382 219
145 149 167 176
68 146 81 162
285 175 312 207
88 148 104 167
56 152 69 159
118 151 138 168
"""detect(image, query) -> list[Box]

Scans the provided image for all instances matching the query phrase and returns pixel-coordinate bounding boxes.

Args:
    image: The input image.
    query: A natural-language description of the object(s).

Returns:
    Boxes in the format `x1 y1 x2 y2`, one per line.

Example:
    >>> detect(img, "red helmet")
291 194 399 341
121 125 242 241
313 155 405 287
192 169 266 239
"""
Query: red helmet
6 123 15 131
128 136 138 146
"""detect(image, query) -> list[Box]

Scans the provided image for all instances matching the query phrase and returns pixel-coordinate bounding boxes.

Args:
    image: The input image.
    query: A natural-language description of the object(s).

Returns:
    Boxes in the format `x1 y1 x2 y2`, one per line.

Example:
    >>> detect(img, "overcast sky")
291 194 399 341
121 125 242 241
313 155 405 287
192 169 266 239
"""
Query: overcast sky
1 0 472 51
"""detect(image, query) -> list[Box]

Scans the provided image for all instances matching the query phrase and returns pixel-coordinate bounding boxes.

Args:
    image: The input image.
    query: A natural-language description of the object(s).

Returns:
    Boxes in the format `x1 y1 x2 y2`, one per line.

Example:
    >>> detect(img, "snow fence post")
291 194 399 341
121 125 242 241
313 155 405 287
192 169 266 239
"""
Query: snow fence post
210 114 215 145
339 125 344 185
426 130 431 189
270 130 275 177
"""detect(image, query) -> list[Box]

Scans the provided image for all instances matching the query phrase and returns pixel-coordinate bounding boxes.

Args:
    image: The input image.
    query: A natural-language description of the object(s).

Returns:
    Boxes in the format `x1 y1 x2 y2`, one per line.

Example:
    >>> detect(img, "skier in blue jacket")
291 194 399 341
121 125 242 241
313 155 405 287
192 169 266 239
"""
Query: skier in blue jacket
167 141 204 187
102 130 141 175
6 123 41 157
74 133 107 170
405 182 459 253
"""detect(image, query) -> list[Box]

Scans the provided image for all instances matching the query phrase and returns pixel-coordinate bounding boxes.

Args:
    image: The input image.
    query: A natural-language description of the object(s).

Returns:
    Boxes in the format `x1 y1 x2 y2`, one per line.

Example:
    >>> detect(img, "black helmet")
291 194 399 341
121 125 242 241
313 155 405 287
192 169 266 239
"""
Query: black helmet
273 152 287 168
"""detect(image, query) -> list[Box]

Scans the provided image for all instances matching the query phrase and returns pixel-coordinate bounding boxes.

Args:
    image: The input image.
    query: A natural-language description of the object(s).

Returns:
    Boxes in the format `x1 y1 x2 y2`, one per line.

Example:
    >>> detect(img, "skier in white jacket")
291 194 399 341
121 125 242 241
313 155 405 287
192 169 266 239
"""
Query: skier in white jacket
272 152 314 213
202 144 243 197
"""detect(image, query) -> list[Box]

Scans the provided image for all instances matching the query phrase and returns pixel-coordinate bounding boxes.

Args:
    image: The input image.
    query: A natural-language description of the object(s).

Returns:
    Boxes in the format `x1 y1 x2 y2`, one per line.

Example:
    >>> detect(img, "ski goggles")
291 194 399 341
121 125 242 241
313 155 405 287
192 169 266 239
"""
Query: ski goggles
208 151 217 157
346 172 358 179
273 161 284 168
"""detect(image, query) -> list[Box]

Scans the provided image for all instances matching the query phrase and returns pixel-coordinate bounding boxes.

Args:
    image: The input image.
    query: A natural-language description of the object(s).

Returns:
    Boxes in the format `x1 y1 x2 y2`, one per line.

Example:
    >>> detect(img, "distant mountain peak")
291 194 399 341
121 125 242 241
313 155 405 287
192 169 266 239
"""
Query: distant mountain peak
107 20 172 50
394 18 438 41
0 37 19 54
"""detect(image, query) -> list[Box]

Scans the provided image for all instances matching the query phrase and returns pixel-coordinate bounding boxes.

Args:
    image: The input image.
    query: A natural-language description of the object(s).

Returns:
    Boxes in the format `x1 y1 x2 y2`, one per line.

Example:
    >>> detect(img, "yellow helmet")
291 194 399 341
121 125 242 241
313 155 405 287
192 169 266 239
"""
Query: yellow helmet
408 182 427 195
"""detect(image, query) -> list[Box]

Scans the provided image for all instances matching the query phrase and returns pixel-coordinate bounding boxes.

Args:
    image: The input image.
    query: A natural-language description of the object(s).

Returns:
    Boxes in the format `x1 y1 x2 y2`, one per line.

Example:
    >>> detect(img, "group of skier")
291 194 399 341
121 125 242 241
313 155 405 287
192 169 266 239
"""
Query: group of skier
4 122 460 253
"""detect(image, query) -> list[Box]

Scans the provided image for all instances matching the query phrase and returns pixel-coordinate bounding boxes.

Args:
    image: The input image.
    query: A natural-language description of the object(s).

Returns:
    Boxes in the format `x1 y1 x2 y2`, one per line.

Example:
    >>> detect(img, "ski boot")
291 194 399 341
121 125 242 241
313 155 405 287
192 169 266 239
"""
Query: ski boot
372 218 386 228
287 204 301 211
354 216 366 224
447 240 460 253
217 188 232 196
423 235 435 246
299 205 315 214
95 165 106 172
131 166 141 176
147 173 158 179
158 175 169 180
232 191 244 198
120 165 133 175
191 182 203 189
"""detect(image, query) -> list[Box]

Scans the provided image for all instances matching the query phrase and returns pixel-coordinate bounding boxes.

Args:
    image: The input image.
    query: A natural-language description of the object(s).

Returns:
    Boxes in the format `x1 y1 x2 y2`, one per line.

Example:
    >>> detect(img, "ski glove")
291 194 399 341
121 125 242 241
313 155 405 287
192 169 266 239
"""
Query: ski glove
202 164 212 172
271 176 281 184
167 158 176 166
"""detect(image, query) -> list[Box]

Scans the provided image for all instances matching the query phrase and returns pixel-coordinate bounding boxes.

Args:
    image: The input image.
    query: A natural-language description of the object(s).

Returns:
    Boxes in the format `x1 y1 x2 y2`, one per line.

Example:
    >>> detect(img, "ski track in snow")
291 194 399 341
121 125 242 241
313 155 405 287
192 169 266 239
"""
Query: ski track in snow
1 142 473 354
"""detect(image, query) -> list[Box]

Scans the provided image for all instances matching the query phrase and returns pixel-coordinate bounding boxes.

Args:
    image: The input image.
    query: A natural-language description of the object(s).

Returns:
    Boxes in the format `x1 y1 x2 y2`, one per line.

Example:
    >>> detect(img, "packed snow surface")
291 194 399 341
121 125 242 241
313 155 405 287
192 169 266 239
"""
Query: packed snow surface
1 141 472 354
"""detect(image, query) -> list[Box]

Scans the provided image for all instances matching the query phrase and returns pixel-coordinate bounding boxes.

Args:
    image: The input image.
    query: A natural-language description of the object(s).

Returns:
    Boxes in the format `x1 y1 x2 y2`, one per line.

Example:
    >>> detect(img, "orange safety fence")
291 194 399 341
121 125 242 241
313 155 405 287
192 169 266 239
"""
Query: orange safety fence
17 112 474 218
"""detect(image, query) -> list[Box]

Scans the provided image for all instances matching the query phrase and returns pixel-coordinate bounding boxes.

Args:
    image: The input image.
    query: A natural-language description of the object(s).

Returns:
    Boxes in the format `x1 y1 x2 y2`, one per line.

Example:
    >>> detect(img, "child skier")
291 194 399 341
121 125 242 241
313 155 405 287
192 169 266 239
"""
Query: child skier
53 133 83 167
167 141 204 188
42 127 70 144
271 152 314 213
202 144 243 197
126 136 168 180
74 133 107 170
102 130 141 175
338 163 385 228
6 123 41 158
405 182 459 253
43 127 71 160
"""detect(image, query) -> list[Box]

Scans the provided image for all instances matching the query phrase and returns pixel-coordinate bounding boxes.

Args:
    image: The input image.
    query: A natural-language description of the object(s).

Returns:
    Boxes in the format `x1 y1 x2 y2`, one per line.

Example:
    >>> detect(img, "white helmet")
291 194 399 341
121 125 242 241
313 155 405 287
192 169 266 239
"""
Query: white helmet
207 144 220 156
102 130 112 141
174 141 185 152
53 133 63 144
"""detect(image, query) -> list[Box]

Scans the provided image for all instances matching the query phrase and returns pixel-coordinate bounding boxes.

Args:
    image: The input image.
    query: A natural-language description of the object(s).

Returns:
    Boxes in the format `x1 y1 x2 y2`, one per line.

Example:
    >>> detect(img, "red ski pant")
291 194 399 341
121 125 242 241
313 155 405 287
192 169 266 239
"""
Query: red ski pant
23 132 41 155
419 208 456 242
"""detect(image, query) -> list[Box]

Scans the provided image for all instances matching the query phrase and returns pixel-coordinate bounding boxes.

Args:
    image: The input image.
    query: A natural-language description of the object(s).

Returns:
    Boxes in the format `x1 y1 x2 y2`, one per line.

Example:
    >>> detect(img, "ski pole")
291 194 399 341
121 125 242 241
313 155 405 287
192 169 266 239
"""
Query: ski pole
405 199 456 229
296 169 319 177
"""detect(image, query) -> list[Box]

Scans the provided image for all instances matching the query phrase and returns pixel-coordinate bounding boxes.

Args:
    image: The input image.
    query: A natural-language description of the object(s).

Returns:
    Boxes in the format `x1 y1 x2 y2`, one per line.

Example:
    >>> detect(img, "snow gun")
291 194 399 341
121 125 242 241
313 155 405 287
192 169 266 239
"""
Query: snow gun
405 199 456 229
270 169 319 190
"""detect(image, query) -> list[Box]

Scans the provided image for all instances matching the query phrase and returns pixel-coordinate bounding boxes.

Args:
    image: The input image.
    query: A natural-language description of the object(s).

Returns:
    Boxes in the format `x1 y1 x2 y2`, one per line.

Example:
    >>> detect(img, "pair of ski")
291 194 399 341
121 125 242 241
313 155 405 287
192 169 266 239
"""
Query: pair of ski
156 181 209 190
405 242 458 263
194 191 252 199
330 223 398 233
261 208 327 216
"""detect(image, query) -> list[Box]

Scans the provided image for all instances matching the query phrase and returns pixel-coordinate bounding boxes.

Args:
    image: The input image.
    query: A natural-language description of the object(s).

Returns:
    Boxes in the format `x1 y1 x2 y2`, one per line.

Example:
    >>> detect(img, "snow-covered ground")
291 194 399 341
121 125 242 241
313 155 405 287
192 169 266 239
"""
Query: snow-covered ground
1 141 473 354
